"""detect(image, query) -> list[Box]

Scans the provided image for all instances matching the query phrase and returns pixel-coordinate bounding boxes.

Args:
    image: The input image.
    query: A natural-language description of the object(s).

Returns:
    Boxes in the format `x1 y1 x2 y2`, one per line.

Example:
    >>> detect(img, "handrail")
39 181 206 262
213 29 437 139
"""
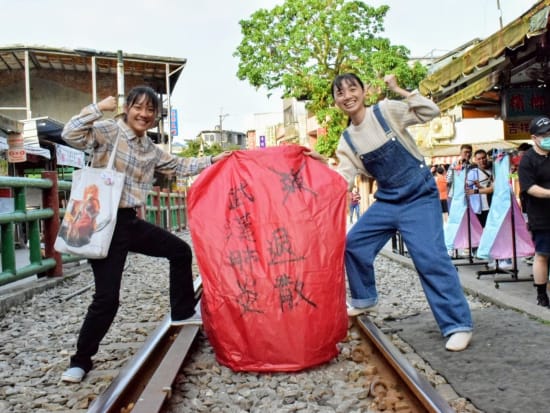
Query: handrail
0 174 187 288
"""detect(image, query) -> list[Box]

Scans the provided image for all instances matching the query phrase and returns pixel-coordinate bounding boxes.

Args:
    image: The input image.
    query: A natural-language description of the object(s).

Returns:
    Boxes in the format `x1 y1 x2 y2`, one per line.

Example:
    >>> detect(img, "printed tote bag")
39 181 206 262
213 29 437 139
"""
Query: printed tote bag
54 136 124 258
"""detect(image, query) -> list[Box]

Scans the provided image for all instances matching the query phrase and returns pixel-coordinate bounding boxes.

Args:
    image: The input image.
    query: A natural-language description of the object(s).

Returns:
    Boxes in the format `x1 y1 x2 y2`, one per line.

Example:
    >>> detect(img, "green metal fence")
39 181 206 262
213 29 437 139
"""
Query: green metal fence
0 174 187 288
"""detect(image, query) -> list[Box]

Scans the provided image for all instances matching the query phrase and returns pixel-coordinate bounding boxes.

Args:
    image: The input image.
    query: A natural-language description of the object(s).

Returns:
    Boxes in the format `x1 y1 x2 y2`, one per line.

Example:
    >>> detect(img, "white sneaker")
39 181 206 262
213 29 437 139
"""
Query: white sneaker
445 332 472 351
499 259 513 270
61 367 86 383
347 303 378 317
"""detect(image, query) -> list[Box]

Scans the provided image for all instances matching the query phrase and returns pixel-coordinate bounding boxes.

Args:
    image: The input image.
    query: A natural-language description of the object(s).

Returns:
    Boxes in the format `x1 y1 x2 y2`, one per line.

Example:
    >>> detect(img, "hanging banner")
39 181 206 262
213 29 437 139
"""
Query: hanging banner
56 144 85 168
23 119 39 146
7 133 26 163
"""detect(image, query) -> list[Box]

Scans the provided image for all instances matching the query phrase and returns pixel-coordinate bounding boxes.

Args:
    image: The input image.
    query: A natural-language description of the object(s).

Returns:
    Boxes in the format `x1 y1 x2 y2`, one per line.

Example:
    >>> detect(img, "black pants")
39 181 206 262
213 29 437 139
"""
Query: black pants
70 208 195 372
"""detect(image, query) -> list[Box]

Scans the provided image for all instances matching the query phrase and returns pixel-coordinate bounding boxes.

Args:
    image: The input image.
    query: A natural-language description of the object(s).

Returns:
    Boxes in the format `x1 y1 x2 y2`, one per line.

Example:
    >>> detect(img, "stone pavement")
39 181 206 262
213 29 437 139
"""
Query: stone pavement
2 242 548 323
379 243 550 323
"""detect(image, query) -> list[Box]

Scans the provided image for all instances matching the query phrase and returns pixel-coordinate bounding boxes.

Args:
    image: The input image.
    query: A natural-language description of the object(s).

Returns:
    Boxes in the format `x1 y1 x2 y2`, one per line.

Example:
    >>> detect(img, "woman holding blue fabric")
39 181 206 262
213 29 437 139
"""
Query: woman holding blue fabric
330 73 473 351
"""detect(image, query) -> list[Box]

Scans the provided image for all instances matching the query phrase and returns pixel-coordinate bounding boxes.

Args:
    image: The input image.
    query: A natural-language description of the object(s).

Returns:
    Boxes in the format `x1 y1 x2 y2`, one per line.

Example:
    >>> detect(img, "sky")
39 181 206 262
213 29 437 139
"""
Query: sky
0 0 540 141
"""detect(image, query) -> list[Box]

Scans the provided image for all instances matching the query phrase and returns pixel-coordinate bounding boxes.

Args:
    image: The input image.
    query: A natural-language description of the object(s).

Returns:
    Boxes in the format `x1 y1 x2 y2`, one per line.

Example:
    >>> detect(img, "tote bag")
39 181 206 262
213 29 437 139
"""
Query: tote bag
54 136 125 259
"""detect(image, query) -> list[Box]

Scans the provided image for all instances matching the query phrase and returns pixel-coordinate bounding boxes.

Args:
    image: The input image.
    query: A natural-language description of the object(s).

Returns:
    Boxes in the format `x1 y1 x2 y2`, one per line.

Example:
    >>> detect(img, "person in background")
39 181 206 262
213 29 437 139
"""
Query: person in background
349 186 361 224
512 142 534 265
434 165 448 223
511 143 533 201
519 116 550 307
446 144 473 209
59 86 231 383
465 149 493 228
325 72 473 351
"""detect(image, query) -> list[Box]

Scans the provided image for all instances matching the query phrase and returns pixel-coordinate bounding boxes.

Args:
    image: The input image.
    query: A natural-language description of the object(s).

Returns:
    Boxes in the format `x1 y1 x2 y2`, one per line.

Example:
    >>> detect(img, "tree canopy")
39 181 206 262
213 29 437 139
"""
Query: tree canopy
234 0 428 157
176 139 239 158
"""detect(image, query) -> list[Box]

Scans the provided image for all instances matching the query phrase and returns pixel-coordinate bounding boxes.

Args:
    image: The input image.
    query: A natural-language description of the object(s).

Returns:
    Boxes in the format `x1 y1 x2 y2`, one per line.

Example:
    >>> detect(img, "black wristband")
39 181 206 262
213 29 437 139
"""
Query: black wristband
474 188 479 194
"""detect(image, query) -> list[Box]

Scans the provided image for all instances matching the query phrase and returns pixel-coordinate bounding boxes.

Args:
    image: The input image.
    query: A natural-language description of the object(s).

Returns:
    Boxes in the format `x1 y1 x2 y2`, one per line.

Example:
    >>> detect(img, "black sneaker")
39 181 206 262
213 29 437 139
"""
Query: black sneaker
537 293 550 307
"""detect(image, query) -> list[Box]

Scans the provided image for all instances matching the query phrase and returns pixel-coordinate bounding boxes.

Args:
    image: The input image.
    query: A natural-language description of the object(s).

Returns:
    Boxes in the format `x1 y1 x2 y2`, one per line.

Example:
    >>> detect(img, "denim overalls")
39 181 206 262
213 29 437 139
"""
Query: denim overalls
344 105 472 337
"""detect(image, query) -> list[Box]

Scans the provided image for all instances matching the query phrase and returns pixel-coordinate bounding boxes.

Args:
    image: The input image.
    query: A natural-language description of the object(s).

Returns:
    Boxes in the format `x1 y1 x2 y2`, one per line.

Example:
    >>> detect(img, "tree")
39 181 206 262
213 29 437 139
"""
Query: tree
234 0 427 157
177 139 236 158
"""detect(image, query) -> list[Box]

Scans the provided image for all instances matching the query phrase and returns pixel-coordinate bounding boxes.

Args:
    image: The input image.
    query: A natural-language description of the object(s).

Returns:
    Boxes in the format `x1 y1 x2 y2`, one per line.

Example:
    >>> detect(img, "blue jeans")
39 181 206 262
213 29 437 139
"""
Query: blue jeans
345 191 473 337
349 203 360 223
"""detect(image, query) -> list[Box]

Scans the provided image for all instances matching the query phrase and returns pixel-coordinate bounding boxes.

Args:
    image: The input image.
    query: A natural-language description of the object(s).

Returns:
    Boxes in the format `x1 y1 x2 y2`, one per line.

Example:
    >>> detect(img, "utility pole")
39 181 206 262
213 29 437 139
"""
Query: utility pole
496 0 503 29
116 50 125 118
218 108 229 146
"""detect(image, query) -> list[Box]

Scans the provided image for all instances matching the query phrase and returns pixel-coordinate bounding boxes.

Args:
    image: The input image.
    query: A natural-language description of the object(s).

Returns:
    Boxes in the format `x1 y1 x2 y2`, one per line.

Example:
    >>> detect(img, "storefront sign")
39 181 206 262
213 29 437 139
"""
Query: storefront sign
7 133 26 163
504 119 531 140
56 144 85 168
170 109 178 136
502 88 550 120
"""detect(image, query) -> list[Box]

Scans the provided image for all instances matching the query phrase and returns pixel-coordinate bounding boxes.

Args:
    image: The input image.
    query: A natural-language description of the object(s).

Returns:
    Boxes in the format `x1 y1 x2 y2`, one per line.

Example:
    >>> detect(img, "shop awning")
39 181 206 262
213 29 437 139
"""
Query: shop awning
422 141 519 165
421 1 550 111
436 72 500 112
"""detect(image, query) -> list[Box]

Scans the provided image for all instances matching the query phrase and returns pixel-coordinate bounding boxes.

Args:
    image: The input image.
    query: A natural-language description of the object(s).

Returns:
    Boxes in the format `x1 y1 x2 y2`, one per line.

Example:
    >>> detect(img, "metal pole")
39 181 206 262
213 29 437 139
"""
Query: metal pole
218 109 229 146
24 51 31 119
165 63 172 154
496 0 503 29
116 50 125 116
91 56 97 104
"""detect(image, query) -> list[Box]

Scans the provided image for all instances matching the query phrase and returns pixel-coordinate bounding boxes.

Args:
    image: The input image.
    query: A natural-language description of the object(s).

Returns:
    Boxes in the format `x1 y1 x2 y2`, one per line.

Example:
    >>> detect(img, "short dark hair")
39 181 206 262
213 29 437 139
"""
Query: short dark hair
331 73 364 98
126 86 159 115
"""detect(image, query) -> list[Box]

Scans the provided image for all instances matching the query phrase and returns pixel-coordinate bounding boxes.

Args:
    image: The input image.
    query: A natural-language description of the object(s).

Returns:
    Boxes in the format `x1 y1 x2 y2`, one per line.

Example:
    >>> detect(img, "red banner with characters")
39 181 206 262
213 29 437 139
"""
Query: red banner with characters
188 145 348 372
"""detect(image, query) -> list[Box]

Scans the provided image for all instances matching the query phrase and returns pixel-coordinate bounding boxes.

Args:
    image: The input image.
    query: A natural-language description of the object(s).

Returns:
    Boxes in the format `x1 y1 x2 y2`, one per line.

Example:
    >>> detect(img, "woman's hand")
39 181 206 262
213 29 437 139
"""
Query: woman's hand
384 74 411 98
303 149 328 164
97 96 117 113
212 151 232 164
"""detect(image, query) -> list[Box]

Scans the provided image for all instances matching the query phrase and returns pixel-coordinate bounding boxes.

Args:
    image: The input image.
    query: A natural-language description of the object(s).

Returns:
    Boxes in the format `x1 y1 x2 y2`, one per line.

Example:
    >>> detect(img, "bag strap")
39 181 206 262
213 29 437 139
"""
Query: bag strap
85 131 121 170
106 133 121 170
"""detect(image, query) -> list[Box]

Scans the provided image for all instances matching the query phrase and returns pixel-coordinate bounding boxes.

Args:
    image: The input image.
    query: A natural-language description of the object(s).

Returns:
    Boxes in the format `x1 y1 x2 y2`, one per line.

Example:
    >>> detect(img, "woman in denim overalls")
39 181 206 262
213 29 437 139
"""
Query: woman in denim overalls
332 73 473 351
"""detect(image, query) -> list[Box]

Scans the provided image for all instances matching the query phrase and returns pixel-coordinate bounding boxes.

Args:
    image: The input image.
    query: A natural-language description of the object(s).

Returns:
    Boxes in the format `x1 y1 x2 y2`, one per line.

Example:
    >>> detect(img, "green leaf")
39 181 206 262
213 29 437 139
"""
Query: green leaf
235 0 428 156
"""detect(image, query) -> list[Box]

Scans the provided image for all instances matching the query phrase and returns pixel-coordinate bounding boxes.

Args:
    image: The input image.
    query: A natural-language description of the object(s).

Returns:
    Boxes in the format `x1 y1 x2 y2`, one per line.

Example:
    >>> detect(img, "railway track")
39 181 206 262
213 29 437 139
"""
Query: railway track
88 277 203 413
353 316 454 412
88 278 454 413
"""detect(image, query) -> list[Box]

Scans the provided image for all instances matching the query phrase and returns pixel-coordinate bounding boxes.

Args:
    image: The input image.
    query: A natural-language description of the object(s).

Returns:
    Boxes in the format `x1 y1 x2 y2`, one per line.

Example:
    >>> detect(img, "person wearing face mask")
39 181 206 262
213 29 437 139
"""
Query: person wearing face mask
518 116 550 308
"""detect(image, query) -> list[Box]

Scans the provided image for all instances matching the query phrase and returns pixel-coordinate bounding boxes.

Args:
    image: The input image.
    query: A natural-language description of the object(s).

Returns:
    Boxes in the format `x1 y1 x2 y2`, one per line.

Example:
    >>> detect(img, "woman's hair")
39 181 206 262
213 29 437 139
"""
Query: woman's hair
125 86 159 118
331 73 364 99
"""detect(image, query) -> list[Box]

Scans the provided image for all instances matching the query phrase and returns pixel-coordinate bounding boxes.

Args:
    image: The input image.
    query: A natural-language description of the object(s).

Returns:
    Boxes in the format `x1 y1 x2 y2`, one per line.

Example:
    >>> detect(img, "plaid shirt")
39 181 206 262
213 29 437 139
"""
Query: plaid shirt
62 103 212 208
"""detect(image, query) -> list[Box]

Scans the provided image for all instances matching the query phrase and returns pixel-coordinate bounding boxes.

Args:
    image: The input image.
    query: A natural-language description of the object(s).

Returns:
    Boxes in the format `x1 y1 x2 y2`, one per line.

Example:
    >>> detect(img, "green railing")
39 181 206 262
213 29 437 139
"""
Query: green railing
0 174 187 288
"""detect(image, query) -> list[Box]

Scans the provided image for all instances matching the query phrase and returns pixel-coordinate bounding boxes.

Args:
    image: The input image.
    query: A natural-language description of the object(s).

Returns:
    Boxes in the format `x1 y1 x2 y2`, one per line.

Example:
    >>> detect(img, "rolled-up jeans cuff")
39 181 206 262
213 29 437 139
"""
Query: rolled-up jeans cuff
443 326 473 337
350 297 378 308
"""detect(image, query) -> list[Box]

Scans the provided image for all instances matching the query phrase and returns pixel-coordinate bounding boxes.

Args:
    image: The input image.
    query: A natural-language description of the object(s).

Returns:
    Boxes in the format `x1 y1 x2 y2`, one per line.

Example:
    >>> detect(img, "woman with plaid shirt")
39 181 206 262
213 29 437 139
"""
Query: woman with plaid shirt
60 86 230 383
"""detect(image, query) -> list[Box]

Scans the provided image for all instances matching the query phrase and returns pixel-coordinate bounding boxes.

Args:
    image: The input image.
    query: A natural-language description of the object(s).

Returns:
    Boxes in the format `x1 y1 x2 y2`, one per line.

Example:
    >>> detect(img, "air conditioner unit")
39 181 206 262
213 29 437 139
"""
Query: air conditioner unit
429 116 455 140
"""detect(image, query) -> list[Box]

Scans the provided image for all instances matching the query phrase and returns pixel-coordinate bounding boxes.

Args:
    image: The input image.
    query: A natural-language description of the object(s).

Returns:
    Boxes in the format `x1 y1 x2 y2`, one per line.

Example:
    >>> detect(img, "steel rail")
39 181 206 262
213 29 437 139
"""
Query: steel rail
356 316 455 413
88 277 203 413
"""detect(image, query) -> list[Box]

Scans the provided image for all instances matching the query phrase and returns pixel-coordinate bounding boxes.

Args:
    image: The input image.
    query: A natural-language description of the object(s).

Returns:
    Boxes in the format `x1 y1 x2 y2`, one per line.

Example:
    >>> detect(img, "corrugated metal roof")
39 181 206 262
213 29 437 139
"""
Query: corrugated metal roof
421 1 550 114
0 45 187 94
